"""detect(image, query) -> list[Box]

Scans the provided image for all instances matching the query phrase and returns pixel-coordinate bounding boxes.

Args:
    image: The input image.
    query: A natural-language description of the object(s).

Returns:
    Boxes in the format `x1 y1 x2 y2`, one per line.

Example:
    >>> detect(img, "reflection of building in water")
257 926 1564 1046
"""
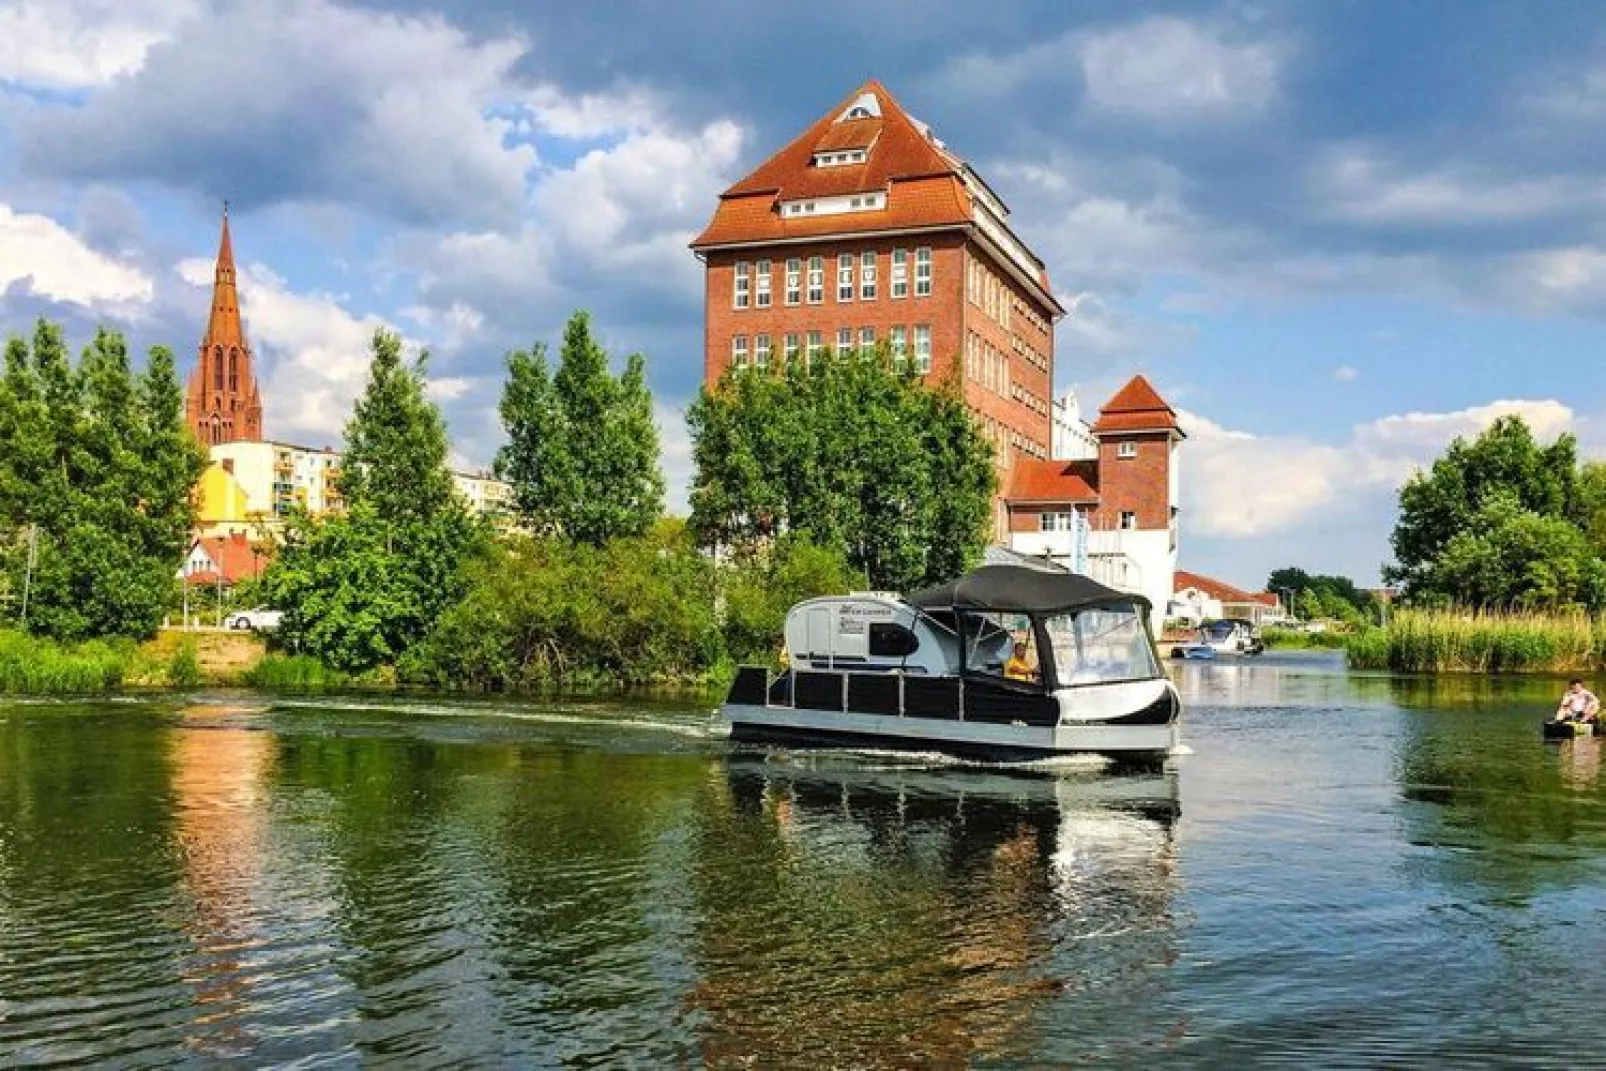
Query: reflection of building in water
684 759 1181 1066
171 709 273 1058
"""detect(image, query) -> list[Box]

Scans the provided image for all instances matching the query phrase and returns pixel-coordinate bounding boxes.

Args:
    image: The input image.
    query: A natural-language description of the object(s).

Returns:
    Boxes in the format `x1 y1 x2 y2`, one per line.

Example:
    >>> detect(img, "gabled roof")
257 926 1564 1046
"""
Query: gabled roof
1004 458 1100 505
1174 569 1278 607
1091 375 1183 436
184 532 267 585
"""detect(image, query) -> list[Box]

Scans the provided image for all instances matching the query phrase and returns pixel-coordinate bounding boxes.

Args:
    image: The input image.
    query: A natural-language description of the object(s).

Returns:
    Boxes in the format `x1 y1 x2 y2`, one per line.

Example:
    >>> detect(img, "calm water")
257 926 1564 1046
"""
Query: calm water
4 654 1606 1067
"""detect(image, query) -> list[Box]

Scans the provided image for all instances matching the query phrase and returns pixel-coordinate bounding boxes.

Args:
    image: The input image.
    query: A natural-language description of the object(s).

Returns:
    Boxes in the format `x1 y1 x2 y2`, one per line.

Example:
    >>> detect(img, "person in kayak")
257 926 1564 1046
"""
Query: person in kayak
1556 679 1601 722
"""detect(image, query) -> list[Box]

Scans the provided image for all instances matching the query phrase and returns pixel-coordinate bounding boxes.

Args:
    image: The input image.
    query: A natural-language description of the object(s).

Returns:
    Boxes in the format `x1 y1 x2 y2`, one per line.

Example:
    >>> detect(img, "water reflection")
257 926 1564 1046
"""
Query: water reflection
684 757 1182 1066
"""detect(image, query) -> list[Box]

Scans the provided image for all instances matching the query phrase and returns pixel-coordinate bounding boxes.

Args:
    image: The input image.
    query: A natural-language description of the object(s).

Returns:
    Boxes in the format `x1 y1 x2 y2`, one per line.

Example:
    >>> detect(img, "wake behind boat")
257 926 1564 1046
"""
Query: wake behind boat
719 564 1182 763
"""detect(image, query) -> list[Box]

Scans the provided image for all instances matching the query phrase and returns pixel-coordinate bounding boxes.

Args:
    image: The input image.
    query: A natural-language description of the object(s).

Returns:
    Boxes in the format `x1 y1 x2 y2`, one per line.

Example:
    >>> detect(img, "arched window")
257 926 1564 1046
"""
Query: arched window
228 348 239 392
209 417 222 444
213 345 224 385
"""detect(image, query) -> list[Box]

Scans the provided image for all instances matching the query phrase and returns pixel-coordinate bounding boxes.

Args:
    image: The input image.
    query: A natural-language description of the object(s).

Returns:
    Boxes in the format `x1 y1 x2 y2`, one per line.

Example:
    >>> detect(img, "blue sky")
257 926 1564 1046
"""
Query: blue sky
2 0 1604 590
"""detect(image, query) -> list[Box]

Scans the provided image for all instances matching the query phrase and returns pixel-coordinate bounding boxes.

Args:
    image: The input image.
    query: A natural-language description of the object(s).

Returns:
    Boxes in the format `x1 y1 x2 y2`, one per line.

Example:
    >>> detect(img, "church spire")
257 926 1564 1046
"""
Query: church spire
185 203 264 445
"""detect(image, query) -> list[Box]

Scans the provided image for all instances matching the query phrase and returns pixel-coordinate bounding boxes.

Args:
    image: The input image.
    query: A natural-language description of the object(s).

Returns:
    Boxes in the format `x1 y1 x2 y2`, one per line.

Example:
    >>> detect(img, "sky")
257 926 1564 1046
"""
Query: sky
3 0 1605 591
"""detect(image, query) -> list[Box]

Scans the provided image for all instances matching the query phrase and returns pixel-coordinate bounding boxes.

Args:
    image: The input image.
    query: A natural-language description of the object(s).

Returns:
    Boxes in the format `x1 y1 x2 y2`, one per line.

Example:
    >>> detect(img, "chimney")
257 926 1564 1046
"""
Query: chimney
221 458 235 474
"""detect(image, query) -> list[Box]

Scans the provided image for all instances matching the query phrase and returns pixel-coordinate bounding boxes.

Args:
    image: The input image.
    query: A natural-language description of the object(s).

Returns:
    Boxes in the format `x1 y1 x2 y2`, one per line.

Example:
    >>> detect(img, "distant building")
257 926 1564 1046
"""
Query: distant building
178 532 267 588
1171 570 1285 626
1051 388 1099 461
185 207 265 446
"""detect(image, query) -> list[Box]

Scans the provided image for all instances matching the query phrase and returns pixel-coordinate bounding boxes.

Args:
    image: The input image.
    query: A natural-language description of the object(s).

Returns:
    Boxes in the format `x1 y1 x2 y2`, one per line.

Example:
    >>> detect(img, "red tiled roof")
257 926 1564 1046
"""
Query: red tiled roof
188 532 268 585
1004 459 1100 504
1174 569 1279 607
1091 375 1182 435
814 118 881 152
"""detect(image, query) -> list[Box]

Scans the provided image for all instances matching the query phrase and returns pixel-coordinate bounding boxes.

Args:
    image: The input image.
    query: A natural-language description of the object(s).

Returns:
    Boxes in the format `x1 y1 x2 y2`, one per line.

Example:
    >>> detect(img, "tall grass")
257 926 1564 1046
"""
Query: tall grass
0 630 130 693
1261 626 1351 650
243 654 349 690
1345 609 1606 674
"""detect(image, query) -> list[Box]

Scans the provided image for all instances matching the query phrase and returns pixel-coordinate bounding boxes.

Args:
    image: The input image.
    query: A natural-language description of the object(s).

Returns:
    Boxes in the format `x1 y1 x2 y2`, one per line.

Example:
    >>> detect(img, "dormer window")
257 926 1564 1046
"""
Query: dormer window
813 148 869 168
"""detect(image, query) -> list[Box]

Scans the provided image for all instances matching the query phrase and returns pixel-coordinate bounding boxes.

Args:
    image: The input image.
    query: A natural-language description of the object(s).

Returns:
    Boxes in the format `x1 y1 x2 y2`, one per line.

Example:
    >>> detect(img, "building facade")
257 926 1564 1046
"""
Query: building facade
691 81 1067 532
185 207 265 446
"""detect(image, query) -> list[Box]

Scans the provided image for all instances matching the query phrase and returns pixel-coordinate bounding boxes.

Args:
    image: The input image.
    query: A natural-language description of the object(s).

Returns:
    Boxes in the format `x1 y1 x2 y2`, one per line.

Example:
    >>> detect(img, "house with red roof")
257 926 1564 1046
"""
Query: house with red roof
177 532 268 588
1172 569 1285 625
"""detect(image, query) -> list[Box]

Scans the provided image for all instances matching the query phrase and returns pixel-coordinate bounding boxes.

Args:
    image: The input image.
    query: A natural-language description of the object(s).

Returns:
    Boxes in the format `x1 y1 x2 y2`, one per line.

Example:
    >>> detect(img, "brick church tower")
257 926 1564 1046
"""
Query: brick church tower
185 206 264 445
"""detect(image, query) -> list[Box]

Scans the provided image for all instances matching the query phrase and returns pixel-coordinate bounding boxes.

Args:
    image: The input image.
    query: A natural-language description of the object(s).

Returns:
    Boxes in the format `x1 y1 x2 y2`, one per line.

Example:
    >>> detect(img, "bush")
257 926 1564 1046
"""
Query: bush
0 629 130 693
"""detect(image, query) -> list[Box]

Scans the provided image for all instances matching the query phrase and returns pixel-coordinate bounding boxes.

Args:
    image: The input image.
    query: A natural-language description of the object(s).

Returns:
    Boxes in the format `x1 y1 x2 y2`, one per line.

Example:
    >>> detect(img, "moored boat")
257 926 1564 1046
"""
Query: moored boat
1543 718 1597 740
719 564 1182 763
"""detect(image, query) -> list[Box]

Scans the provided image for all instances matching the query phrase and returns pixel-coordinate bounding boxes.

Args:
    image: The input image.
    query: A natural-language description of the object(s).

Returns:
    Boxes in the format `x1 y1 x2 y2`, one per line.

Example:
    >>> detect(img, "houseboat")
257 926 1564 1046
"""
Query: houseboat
719 564 1182 763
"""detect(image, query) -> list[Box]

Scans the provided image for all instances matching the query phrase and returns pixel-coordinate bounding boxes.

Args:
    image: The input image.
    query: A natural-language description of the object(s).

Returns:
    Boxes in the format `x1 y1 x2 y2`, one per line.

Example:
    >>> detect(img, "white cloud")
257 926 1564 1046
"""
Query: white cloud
0 202 153 310
1334 364 1358 382
655 399 695 514
1178 399 1579 538
0 0 199 89
1079 17 1283 118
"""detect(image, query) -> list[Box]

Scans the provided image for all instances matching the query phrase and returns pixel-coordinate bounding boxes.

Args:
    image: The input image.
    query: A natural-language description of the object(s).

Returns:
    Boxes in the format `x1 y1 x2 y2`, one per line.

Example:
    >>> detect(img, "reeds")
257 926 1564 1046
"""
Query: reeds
243 654 349 690
0 630 130 693
1345 609 1606 673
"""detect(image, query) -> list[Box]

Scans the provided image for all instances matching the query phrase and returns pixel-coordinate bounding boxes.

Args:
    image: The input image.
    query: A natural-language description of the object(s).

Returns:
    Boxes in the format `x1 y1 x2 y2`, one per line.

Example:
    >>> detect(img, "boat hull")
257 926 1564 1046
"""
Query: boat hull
722 701 1178 763
1543 719 1597 739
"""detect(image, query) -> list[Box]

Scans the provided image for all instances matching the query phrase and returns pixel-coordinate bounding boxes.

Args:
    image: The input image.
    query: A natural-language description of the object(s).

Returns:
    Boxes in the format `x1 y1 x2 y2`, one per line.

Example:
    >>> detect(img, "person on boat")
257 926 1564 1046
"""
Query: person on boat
1004 641 1038 682
1556 679 1600 722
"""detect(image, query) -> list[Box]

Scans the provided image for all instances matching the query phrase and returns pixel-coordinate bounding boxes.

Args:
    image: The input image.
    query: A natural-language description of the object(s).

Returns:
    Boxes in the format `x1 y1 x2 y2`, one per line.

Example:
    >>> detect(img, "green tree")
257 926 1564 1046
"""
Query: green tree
719 533 858 666
262 329 487 672
687 347 995 591
1423 492 1606 610
495 310 664 545
1387 416 1582 598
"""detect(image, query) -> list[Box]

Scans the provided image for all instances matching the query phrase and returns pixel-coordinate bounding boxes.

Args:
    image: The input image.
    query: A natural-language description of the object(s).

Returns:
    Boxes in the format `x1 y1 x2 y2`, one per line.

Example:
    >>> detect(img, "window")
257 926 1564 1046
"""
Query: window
228 349 239 392
915 247 932 296
807 256 824 304
1120 511 1137 530
213 346 224 383
785 258 802 305
965 333 977 380
755 333 772 369
890 326 907 365
1041 512 1074 532
755 259 772 308
860 251 877 300
784 333 800 361
1043 606 1159 686
961 610 1039 684
734 261 751 309
731 334 749 368
967 260 980 305
806 331 823 360
1117 441 1138 459
837 253 854 302
891 249 908 298
913 325 931 373
838 327 854 351
859 326 875 348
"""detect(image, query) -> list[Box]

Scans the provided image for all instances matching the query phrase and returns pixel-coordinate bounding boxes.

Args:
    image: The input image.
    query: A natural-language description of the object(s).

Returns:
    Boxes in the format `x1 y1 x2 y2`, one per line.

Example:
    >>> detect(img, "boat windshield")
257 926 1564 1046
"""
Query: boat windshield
1042 604 1161 686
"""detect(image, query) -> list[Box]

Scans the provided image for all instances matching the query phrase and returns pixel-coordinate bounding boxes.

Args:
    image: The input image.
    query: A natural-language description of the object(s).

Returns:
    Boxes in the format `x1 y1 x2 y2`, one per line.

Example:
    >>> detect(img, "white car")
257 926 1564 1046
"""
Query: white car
227 607 283 631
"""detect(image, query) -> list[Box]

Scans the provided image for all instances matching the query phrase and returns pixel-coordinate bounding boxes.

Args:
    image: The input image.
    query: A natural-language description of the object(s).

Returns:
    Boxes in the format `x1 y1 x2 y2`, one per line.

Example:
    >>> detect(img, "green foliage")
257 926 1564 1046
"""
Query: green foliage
720 533 859 666
244 653 351 690
404 520 723 688
166 639 202 688
687 347 995 592
261 331 488 673
0 321 206 640
1387 416 1591 607
1347 609 1606 673
0 629 129 693
495 310 664 545
1267 566 1380 623
1261 626 1350 650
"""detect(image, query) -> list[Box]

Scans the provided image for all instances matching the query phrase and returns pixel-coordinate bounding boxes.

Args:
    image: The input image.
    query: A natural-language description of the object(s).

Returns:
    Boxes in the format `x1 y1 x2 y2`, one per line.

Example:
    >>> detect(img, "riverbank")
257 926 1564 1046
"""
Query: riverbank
0 629 269 694
1343 609 1605 674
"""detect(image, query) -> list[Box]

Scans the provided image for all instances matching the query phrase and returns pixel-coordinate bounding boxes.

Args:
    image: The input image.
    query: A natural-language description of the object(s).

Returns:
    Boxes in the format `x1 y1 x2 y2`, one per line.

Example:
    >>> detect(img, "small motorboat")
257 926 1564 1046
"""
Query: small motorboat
718 563 1182 763
1172 643 1217 660
1172 618 1265 658
1543 718 1598 740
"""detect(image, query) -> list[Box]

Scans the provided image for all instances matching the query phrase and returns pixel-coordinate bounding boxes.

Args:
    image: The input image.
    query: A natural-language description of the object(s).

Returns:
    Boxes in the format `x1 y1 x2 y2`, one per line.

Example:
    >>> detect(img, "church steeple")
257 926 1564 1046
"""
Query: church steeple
185 203 264 445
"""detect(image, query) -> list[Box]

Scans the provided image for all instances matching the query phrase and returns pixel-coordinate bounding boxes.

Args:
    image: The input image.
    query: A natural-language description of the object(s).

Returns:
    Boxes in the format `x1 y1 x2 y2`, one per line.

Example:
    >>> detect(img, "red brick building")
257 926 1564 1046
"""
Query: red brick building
185 207 264 446
691 81 1066 529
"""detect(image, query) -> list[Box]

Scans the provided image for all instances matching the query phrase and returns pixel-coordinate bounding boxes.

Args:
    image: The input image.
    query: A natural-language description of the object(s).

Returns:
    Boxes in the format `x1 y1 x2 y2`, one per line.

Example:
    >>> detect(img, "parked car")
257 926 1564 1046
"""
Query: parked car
227 607 283 631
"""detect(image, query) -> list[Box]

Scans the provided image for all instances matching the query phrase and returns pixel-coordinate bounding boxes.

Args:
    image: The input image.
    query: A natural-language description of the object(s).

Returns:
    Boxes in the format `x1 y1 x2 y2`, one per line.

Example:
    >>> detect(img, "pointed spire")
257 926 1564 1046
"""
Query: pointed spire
186 202 264 445
205 203 243 348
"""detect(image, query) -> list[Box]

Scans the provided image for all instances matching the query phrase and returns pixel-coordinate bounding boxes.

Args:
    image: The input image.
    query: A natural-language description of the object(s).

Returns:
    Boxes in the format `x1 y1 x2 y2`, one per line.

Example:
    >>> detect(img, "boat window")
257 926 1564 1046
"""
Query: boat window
868 622 919 657
1042 604 1160 685
961 611 1039 683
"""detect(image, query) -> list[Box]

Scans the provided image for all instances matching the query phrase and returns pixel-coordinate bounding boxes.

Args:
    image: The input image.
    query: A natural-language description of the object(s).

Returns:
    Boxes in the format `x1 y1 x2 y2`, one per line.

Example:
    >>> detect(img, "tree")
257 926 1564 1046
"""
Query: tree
262 329 487 671
0 321 206 640
495 310 664 545
1387 416 1581 597
1422 492 1606 610
687 347 996 592
1267 566 1379 622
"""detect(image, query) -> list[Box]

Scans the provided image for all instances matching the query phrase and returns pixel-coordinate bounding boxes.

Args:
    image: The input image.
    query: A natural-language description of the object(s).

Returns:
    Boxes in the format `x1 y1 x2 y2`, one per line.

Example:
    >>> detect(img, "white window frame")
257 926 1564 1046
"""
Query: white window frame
806 330 823 360
860 251 877 299
785 258 802 306
731 334 749 368
1117 441 1138 459
890 325 907 365
837 253 854 302
1120 511 1138 531
755 259 772 308
837 327 854 351
733 261 751 309
913 324 932 374
915 247 932 296
891 249 908 299
755 333 771 369
807 256 824 304
859 326 875 348
784 333 800 361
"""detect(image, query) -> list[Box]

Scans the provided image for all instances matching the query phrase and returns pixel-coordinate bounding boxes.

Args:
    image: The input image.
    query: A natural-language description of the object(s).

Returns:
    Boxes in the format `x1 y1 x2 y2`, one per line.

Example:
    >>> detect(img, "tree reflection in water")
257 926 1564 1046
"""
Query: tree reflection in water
682 757 1182 1066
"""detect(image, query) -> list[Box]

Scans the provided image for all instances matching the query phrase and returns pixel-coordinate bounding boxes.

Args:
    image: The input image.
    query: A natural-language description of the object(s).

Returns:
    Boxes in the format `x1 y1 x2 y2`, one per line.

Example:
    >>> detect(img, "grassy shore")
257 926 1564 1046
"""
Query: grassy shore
1261 626 1351 650
1344 609 1606 674
0 629 268 694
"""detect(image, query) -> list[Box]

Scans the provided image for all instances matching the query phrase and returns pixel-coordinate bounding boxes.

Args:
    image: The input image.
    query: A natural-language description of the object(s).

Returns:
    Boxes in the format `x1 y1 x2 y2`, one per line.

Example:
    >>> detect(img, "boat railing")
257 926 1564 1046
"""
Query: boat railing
729 665 1061 727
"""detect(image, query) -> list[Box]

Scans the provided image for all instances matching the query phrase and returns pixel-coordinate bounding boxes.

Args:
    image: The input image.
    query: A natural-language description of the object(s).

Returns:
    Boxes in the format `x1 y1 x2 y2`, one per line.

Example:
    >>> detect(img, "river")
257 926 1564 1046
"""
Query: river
2 652 1604 1066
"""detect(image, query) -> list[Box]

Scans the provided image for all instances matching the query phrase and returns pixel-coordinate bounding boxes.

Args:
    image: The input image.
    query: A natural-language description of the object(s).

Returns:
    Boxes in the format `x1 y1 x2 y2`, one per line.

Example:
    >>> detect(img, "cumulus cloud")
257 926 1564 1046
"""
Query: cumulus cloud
19 0 537 228
1077 16 1284 118
0 0 199 90
1178 399 1581 539
0 202 153 311
1333 364 1358 382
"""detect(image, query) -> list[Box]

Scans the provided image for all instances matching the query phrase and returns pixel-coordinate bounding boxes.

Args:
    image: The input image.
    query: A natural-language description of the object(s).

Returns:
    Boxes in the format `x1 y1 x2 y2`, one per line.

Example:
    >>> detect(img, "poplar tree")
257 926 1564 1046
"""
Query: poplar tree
263 328 486 671
495 310 664 545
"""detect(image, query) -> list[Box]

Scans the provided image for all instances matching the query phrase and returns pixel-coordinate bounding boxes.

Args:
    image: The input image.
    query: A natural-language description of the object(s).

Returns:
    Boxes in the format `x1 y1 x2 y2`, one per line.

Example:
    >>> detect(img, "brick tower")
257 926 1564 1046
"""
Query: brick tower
185 206 264 445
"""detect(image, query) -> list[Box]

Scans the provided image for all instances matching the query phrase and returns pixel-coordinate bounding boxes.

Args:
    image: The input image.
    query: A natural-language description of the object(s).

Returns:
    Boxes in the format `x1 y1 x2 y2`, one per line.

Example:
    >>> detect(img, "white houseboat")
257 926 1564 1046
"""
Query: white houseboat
719 564 1182 763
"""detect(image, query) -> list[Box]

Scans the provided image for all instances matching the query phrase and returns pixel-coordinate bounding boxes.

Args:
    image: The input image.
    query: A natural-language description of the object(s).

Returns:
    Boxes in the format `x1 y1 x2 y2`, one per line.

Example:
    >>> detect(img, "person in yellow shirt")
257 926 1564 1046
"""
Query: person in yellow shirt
1003 640 1037 683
